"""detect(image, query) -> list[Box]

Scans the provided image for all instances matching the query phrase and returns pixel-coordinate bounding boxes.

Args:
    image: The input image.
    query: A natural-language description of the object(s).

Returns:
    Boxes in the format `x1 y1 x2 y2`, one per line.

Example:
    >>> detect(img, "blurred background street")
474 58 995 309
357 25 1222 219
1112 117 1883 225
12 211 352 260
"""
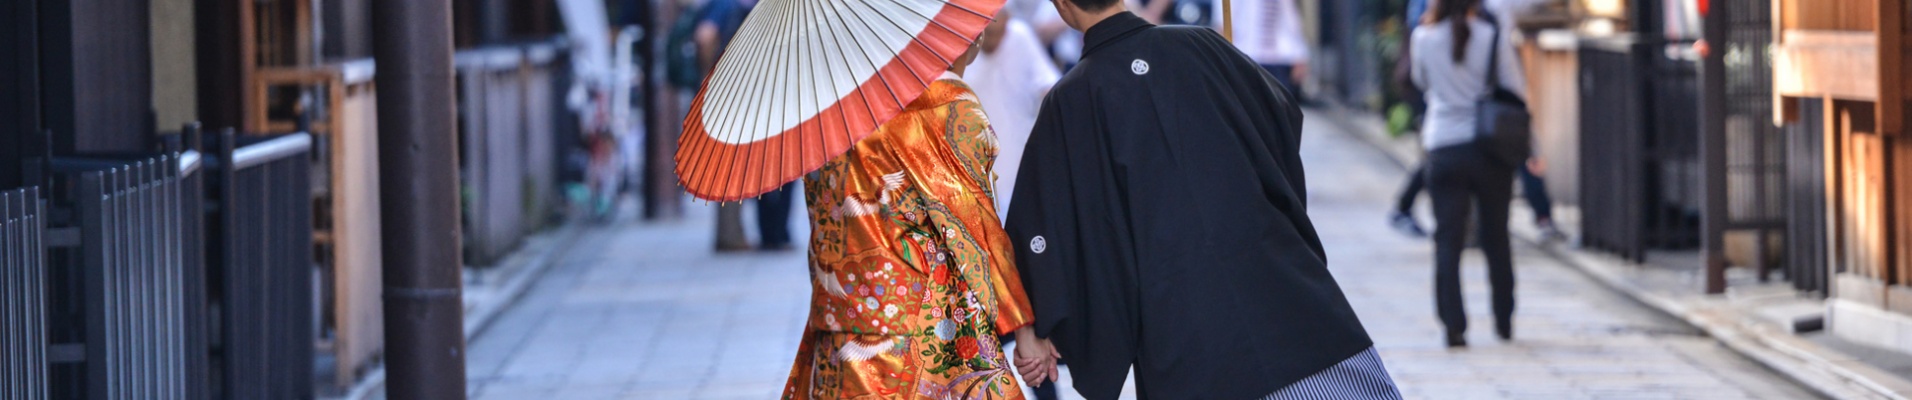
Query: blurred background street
3 0 1912 398
439 112 1820 399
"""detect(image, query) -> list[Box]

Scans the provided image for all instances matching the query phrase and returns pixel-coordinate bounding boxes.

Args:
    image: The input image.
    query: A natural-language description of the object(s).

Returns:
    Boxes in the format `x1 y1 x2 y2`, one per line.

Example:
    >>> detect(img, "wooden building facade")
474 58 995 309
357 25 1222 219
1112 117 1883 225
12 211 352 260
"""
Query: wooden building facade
1769 0 1912 352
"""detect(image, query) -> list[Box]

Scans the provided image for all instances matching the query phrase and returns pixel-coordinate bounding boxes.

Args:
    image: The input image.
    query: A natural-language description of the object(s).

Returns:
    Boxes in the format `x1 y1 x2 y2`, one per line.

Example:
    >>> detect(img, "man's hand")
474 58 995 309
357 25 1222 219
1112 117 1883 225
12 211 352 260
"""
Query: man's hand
1012 327 1061 388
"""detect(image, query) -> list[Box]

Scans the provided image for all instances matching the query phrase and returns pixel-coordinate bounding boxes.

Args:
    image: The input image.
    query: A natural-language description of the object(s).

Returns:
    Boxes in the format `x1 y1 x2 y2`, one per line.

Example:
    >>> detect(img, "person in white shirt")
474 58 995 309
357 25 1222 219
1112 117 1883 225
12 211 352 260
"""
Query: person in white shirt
967 10 1063 219
1216 0 1309 92
1392 0 1564 241
1409 0 1527 348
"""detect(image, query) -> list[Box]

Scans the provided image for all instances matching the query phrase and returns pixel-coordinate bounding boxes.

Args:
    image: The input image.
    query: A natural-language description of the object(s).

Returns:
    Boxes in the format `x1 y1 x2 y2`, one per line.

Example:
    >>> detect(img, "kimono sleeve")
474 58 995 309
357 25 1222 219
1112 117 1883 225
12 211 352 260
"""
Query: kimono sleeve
941 99 1036 335
1003 98 1079 339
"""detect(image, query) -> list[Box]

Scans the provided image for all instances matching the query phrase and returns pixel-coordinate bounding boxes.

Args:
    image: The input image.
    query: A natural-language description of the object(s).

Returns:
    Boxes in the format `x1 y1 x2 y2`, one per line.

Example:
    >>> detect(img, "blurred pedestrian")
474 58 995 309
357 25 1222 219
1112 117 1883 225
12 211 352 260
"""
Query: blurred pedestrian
969 10 1062 219
1006 0 1070 43
1390 0 1566 242
1386 0 1432 238
1521 159 1565 240
1388 161 1432 237
1218 0 1309 95
1410 0 1526 347
689 0 788 251
1391 161 1562 241
1003 2 1399 398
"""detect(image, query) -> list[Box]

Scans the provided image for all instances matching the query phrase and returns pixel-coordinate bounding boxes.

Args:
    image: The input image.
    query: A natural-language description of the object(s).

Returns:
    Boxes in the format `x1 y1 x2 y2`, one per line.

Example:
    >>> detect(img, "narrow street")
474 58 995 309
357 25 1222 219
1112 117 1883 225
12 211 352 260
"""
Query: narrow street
456 110 1822 399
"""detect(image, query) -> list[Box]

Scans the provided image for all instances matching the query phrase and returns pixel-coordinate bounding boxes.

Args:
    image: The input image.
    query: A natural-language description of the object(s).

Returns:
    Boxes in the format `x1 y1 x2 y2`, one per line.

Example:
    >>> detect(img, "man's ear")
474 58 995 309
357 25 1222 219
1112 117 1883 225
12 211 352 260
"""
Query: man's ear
1052 0 1079 31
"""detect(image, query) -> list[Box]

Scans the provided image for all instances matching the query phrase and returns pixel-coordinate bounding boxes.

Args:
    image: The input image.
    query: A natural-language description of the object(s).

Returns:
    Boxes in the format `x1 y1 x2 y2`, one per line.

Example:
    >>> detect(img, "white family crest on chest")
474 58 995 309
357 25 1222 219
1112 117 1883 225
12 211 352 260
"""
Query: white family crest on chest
1131 59 1150 75
1030 235 1047 254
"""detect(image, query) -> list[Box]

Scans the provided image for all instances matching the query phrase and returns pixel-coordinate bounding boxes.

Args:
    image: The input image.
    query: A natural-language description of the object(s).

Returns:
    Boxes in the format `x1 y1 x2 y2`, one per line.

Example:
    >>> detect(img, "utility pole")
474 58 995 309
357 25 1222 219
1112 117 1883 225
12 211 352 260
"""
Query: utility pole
372 0 468 398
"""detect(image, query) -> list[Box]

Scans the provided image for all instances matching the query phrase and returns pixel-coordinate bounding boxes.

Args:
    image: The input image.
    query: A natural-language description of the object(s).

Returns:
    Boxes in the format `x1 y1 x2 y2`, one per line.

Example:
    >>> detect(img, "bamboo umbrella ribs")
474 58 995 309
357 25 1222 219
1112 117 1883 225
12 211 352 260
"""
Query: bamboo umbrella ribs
676 0 1005 201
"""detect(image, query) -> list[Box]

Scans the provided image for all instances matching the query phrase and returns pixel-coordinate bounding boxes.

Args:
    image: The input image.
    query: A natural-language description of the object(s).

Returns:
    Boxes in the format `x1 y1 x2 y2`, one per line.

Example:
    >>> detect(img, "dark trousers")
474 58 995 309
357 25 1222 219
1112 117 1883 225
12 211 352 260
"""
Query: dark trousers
1395 160 1427 215
756 182 796 248
1396 160 1553 222
1427 145 1516 335
1517 165 1551 220
1030 379 1058 400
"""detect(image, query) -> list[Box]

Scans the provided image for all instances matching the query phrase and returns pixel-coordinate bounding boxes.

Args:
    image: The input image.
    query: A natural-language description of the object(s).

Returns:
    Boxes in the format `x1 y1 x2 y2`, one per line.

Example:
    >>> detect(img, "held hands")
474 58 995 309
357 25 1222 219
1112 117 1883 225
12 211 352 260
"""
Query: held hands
1012 326 1062 388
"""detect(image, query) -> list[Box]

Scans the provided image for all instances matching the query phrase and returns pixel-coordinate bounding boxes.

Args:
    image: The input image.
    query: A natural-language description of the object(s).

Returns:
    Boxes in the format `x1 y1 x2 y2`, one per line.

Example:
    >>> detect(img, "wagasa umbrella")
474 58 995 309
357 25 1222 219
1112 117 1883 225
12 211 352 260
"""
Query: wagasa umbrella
675 0 1005 201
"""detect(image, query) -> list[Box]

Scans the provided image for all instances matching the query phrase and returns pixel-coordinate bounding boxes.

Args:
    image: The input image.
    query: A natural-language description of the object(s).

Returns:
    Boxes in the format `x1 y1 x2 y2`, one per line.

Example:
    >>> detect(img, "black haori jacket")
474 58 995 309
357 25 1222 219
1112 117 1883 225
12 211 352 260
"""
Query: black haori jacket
1005 12 1375 400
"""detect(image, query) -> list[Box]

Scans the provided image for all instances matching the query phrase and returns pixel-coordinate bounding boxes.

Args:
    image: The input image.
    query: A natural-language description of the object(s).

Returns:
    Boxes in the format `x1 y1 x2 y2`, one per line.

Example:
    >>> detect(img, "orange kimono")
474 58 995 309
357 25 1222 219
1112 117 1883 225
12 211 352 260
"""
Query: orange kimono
784 73 1036 400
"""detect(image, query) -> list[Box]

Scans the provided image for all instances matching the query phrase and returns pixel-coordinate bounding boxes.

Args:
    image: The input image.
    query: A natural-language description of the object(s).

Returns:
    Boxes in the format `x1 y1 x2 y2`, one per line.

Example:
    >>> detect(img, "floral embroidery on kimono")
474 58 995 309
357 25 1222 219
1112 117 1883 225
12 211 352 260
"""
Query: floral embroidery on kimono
784 76 1035 400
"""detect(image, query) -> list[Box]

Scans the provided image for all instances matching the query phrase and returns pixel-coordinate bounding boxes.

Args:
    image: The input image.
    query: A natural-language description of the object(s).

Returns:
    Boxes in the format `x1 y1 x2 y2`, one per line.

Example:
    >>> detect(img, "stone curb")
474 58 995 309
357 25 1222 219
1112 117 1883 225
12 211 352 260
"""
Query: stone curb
1517 230 1904 400
1312 105 1909 400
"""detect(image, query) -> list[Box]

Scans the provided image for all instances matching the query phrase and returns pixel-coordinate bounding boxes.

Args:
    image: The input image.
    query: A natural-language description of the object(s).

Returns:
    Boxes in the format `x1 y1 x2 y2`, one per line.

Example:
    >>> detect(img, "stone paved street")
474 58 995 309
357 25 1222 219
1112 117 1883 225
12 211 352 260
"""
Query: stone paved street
455 111 1823 399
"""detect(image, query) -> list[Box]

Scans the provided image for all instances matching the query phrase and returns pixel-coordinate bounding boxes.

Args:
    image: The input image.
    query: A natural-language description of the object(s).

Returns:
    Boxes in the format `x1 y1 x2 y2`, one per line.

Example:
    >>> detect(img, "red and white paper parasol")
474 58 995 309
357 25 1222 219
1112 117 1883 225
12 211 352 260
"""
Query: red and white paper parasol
675 0 1004 201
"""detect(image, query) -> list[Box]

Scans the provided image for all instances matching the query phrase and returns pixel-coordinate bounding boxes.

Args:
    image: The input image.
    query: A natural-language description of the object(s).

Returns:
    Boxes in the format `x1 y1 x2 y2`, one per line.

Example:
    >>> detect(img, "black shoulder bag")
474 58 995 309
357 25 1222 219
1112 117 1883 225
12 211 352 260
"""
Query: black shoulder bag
1474 13 1532 168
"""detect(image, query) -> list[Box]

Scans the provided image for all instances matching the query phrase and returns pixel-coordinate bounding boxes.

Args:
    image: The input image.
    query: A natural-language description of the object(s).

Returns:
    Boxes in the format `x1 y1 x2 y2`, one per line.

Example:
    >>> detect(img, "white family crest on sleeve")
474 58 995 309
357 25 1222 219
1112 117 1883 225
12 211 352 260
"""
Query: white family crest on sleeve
1030 235 1047 254
1131 59 1150 75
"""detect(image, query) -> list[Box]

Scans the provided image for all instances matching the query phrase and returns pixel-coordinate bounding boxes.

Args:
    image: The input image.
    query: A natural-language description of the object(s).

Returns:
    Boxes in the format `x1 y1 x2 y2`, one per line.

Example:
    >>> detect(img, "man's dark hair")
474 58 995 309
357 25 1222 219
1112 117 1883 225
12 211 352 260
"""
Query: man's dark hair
1064 0 1120 13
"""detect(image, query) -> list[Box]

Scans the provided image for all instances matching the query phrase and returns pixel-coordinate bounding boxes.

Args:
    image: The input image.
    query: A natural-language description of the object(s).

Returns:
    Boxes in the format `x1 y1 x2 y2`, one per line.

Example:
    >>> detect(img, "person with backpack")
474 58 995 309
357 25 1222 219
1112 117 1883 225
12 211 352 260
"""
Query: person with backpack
1391 0 1563 243
1411 0 1529 348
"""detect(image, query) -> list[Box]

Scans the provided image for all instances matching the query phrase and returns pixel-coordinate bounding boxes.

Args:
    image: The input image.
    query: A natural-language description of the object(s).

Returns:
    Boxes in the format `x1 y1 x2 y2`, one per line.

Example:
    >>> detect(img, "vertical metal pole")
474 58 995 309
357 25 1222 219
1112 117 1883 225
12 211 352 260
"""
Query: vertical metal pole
3 190 14 400
1700 0 1729 293
373 0 469 398
32 188 44 399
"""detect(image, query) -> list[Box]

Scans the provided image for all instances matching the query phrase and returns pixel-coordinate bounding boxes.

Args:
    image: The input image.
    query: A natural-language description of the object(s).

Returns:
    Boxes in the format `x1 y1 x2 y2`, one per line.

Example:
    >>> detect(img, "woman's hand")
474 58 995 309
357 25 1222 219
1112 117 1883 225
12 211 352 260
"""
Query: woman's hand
1012 326 1061 387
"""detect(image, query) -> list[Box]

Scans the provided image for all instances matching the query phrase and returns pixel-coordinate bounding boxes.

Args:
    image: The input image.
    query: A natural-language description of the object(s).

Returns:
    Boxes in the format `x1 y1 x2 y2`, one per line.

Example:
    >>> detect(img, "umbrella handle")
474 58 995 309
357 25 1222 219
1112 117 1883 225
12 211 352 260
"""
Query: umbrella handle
1221 0 1232 42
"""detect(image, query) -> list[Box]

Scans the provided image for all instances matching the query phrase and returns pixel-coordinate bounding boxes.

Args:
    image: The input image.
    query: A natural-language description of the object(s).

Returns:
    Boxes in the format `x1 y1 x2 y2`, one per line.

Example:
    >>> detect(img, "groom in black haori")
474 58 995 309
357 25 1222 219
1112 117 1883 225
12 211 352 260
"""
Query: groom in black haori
1001 0 1404 399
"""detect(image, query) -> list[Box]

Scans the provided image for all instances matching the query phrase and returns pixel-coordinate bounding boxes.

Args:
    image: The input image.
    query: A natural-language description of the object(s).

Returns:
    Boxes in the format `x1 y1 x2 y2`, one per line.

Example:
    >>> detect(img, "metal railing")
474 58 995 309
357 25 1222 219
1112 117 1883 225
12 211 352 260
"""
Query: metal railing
205 130 315 399
171 133 211 400
45 153 193 399
22 125 318 398
1578 36 1705 262
0 187 48 399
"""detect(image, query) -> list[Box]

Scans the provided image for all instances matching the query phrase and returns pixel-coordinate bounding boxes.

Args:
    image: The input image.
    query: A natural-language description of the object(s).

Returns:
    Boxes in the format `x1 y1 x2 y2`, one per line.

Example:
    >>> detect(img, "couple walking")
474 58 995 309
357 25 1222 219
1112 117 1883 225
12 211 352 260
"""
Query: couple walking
676 0 1403 397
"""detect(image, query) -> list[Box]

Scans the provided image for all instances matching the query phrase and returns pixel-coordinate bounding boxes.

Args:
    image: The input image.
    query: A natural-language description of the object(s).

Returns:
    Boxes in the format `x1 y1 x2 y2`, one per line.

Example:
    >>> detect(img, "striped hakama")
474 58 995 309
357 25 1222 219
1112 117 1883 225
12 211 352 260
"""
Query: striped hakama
1261 347 1402 400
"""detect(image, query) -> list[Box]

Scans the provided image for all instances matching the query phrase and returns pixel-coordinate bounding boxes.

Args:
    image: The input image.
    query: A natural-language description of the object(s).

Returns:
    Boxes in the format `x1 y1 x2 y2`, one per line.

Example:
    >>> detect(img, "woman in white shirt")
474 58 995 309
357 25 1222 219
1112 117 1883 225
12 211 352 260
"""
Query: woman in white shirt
1409 0 1525 348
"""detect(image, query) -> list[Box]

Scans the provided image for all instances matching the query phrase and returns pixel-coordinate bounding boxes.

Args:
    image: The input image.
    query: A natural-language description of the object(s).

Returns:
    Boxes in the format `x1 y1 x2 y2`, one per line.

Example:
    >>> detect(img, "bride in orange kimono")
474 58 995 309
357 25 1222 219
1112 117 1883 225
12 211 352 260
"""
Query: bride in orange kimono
783 44 1044 399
